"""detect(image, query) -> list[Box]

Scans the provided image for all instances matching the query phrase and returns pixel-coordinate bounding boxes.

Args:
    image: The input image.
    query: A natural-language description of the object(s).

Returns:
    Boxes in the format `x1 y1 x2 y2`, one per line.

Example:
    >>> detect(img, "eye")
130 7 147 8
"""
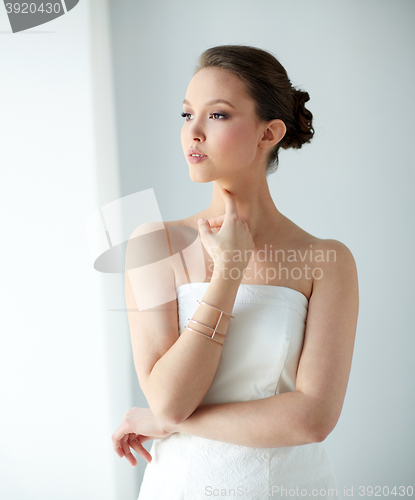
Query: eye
210 113 227 120
181 111 228 121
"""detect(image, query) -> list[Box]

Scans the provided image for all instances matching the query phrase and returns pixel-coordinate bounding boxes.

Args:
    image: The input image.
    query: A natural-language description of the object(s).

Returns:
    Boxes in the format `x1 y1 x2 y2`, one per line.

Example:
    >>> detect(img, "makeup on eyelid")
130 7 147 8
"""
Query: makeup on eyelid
181 112 228 120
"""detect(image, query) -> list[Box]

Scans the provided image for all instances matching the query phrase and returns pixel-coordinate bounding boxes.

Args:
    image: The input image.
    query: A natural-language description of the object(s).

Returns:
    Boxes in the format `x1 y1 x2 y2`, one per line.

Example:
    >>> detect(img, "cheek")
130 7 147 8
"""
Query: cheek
218 125 257 160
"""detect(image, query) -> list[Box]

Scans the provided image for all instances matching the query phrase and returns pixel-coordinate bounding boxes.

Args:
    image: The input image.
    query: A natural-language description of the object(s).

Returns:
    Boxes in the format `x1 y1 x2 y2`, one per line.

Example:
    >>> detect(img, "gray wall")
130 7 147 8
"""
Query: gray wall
108 0 415 497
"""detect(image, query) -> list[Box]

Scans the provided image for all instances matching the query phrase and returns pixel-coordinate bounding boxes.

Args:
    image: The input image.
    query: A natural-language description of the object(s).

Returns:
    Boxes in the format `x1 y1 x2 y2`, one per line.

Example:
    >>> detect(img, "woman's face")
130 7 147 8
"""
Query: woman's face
181 67 266 183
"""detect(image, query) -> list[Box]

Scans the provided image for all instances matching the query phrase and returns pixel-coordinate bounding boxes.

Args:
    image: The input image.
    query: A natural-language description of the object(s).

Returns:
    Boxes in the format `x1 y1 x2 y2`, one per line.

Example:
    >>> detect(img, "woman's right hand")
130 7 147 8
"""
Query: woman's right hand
197 187 255 279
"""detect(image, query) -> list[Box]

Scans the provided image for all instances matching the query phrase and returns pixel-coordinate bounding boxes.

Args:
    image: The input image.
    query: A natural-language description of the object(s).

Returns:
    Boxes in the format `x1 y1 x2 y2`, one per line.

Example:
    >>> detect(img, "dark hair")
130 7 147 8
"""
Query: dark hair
195 45 314 176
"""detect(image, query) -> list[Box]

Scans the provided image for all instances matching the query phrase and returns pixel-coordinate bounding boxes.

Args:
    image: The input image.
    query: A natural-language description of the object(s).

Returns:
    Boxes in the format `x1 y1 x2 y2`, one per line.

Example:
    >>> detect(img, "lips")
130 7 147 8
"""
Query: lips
187 148 207 158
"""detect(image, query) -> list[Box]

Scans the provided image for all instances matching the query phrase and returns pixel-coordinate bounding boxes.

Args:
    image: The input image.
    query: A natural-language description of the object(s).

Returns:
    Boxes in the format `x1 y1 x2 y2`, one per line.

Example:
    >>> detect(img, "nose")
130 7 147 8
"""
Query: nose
188 118 205 142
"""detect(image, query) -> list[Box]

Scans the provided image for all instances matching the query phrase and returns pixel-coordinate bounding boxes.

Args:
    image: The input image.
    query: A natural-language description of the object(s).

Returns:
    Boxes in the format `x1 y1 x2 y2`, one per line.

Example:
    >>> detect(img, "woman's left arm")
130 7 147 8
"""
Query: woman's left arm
168 239 359 446
114 240 359 462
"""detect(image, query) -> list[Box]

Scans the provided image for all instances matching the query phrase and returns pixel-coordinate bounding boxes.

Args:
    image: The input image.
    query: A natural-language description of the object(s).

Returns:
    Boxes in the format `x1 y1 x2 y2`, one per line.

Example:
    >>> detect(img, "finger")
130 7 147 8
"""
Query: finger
124 447 138 468
219 188 239 222
114 446 125 458
112 421 131 449
198 218 213 236
129 438 153 464
112 426 128 454
120 433 134 462
207 214 225 227
122 434 140 467
136 434 157 445
114 434 153 465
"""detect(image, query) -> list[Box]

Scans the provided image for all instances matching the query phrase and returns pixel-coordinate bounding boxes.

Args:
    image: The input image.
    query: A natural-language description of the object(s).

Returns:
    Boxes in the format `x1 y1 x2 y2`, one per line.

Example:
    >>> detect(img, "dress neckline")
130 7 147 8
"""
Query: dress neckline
176 282 309 303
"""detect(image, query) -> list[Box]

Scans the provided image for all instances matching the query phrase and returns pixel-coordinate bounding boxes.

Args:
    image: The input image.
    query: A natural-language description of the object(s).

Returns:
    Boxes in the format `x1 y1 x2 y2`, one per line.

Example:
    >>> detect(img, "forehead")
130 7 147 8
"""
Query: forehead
185 67 252 106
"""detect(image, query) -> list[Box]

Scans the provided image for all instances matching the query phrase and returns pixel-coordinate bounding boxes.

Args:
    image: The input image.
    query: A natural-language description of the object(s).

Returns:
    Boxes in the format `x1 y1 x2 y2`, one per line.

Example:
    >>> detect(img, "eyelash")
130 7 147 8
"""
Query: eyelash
181 112 228 121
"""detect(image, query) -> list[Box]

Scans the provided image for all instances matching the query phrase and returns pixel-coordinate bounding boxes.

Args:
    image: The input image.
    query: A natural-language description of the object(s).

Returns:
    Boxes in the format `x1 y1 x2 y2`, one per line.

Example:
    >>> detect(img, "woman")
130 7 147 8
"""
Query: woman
112 45 359 499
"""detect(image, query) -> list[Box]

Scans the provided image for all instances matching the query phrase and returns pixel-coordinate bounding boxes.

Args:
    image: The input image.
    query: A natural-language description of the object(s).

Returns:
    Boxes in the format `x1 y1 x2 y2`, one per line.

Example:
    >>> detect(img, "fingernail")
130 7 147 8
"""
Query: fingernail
198 218 205 225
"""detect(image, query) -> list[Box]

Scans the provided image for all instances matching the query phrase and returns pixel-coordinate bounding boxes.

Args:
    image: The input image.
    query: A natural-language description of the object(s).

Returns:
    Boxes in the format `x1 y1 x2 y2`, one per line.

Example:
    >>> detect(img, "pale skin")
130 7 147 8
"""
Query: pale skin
112 67 359 467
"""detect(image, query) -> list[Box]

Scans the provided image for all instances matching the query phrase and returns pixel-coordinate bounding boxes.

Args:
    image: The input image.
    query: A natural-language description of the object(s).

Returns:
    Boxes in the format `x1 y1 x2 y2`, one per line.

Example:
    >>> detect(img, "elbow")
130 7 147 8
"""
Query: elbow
151 400 190 427
305 410 339 444
143 376 197 427
155 408 185 427
308 424 331 443
143 378 187 427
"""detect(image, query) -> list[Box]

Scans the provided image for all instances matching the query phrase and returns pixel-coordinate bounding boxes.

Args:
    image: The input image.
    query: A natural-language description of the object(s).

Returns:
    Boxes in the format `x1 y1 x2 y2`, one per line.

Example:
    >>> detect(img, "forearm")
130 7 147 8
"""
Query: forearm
147 272 241 424
167 391 324 448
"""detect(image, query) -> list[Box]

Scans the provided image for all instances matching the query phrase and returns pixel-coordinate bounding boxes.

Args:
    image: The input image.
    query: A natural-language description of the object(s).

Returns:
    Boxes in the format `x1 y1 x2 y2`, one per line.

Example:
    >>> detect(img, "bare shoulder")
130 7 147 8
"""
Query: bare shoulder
315 238 357 259
126 217 199 265
312 238 358 283
269 217 358 300
309 238 359 317
125 220 171 273
126 218 193 254
126 217 190 237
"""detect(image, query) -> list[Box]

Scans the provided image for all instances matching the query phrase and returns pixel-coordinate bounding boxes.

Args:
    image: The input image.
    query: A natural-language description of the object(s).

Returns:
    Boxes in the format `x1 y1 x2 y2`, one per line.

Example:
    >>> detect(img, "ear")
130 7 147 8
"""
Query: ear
258 119 286 150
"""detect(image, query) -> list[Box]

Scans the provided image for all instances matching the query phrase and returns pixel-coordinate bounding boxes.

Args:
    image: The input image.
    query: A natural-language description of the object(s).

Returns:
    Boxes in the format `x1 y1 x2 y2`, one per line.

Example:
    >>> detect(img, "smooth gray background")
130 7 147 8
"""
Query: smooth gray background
107 0 415 497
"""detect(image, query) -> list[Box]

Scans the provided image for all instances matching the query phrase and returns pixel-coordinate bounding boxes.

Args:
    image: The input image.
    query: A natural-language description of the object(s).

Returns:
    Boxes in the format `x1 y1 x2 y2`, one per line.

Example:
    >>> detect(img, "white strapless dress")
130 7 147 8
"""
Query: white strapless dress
137 283 342 500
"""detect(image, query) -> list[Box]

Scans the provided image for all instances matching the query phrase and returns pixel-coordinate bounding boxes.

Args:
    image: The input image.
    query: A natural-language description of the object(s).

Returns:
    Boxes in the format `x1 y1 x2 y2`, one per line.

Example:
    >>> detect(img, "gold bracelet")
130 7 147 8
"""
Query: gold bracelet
185 299 235 346
197 300 235 318
186 325 225 345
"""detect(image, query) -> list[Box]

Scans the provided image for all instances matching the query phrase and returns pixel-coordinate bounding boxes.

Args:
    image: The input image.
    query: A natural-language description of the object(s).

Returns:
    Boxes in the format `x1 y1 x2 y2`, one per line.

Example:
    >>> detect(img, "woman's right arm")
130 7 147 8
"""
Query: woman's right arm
127 268 240 427
126 189 254 428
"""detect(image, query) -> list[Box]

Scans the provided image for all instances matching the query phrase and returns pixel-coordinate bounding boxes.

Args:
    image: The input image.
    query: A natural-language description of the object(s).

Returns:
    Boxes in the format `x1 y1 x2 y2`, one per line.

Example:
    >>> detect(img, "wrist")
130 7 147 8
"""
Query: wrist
211 264 245 285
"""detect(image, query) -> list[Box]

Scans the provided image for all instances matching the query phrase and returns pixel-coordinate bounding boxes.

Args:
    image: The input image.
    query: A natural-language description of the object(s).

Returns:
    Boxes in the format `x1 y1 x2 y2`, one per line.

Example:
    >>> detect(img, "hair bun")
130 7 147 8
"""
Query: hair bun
281 89 314 150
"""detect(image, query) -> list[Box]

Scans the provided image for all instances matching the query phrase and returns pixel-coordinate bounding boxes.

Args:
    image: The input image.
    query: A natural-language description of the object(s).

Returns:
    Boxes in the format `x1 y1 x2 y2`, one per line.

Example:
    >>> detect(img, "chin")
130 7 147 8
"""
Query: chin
188 165 213 184
189 173 213 184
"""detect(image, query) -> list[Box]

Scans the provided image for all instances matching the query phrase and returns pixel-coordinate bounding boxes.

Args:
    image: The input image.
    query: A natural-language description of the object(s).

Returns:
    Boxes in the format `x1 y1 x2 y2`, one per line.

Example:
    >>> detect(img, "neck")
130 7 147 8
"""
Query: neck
200 173 285 242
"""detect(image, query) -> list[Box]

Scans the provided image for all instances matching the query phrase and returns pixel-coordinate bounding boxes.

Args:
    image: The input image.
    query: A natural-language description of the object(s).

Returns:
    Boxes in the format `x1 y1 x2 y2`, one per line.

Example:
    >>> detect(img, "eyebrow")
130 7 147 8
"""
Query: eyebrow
182 98 237 110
